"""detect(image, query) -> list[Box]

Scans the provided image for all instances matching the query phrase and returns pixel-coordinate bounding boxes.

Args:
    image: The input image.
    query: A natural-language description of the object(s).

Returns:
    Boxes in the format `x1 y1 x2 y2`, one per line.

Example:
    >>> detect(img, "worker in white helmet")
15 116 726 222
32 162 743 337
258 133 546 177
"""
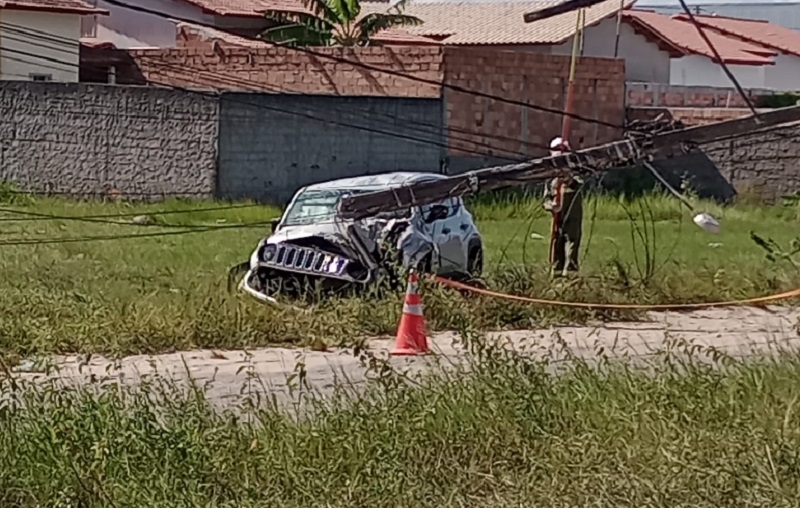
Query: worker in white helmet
543 136 583 277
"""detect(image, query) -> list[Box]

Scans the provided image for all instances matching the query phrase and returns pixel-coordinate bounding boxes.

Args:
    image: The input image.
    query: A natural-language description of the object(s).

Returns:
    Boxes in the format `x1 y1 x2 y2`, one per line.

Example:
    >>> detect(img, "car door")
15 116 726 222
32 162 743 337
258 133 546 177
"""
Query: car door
419 197 466 275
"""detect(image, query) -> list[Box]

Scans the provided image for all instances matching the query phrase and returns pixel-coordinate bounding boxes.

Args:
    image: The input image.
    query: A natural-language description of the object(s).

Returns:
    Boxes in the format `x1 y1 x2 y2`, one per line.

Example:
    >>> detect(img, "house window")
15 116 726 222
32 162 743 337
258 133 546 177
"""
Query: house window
81 0 98 38
81 15 98 38
30 73 52 82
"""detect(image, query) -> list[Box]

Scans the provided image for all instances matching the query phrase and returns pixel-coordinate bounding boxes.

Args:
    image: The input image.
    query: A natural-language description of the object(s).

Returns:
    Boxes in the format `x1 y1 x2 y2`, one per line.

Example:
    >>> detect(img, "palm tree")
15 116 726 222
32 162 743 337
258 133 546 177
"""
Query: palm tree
259 0 423 47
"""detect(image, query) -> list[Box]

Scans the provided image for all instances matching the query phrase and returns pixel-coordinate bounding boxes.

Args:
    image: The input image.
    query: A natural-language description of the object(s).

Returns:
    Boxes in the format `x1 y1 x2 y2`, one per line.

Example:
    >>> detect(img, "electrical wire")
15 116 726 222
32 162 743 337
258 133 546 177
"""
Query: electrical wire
0 45 538 162
95 0 633 133
676 0 759 117
0 203 262 221
0 24 514 153
0 20 567 158
0 207 268 229
0 221 270 246
2 21 546 155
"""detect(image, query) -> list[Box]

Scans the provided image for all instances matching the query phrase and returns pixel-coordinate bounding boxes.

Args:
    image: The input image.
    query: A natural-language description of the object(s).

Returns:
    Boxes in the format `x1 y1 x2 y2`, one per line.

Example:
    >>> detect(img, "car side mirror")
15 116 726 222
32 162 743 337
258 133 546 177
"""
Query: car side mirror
270 218 280 233
425 204 449 224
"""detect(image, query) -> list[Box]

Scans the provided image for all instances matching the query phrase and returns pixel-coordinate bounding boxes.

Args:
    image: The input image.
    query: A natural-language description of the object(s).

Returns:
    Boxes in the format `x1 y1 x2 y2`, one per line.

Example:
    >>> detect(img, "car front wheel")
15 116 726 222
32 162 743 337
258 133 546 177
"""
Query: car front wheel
467 246 483 278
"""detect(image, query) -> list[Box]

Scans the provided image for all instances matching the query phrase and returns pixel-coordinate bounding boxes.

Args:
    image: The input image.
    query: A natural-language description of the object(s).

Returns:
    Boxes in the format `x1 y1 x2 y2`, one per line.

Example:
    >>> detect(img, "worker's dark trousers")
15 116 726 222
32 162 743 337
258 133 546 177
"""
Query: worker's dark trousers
552 222 581 277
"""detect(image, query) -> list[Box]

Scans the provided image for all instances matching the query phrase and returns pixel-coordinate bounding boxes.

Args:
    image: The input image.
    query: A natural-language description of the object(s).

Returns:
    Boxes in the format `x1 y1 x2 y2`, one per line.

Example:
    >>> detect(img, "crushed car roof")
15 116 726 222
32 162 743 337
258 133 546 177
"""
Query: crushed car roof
304 172 446 192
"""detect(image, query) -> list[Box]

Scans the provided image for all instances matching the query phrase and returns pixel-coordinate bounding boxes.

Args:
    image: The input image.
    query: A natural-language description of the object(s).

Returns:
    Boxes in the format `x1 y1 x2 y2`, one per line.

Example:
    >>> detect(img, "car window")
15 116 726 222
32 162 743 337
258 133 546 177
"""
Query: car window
420 197 458 219
283 188 411 226
283 189 341 226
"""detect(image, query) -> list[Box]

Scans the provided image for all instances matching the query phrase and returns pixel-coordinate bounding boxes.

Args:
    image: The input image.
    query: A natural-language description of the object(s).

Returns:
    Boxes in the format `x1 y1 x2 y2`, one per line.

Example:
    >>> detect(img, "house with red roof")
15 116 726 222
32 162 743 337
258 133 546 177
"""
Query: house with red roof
0 0 107 81
80 0 438 49
622 9 800 90
683 12 800 90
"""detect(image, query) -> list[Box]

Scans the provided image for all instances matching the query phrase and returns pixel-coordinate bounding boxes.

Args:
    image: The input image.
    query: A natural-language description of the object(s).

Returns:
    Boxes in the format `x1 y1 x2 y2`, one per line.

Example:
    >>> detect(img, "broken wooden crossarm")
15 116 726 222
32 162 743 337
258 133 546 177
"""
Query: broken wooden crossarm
338 105 800 220
338 138 643 220
652 104 800 155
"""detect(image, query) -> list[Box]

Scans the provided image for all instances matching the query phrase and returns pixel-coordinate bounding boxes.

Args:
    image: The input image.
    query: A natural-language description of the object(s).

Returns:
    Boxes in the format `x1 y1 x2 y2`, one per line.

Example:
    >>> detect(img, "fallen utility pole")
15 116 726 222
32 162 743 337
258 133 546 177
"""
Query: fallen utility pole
338 105 800 221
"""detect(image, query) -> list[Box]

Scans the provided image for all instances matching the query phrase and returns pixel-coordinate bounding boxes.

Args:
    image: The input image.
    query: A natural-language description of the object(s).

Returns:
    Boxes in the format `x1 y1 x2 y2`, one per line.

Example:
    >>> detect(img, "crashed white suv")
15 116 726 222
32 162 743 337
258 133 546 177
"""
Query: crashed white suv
230 172 484 305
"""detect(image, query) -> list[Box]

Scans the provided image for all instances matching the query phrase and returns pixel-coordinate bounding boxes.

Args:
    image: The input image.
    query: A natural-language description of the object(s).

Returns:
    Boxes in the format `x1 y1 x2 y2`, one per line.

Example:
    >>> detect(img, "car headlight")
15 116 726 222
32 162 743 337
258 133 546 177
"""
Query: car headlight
261 244 277 262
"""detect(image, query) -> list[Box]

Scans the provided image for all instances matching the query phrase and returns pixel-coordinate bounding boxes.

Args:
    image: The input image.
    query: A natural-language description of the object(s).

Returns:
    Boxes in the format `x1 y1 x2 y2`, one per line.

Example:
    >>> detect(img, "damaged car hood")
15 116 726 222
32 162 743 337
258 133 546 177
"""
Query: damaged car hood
264 216 436 269
264 219 382 267
267 222 351 247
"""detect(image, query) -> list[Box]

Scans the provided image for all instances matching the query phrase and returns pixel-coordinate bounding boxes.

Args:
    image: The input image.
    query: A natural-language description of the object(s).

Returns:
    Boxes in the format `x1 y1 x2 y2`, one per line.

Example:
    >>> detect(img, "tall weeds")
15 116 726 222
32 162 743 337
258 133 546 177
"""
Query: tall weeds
2 335 800 507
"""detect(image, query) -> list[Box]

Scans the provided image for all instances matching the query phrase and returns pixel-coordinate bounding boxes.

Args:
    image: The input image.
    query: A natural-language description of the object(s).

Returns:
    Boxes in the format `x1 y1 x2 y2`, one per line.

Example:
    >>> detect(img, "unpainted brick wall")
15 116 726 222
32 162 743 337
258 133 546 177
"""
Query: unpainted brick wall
217 94 445 202
626 82 773 108
442 47 626 172
626 106 755 126
127 46 444 98
0 82 219 198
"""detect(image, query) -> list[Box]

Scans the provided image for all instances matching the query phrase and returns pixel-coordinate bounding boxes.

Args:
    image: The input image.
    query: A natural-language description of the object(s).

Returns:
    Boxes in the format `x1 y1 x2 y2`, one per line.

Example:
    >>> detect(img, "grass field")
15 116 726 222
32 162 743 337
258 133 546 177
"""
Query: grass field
2 188 800 507
2 340 800 507
0 190 798 358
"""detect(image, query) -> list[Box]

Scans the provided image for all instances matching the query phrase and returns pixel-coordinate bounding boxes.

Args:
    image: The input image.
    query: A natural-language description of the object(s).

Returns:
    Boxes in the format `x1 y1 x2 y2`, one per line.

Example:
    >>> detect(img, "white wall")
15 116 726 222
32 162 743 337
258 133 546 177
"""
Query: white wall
551 17 671 83
87 0 272 49
669 54 767 88
0 9 81 81
764 53 800 91
89 0 207 48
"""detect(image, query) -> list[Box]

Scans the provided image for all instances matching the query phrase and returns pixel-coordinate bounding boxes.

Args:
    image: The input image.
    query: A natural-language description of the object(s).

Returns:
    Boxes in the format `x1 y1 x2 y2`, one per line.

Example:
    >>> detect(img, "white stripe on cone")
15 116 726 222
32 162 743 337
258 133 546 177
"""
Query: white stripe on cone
403 303 423 316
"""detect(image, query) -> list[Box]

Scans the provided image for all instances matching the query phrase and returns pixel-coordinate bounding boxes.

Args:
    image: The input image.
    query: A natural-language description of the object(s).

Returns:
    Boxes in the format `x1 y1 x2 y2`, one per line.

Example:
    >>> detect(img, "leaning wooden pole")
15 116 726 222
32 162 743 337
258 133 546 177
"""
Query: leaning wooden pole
560 8 584 144
550 8 584 265
338 105 800 220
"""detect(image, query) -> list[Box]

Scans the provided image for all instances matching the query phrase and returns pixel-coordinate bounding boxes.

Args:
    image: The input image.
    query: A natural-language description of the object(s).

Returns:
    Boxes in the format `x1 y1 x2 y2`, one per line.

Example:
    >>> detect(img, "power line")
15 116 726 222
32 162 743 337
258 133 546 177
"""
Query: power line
0 221 269 246
676 0 759 117
0 21 80 48
97 0 632 133
0 23 552 158
0 52 75 74
0 207 268 229
1 45 535 162
0 203 262 221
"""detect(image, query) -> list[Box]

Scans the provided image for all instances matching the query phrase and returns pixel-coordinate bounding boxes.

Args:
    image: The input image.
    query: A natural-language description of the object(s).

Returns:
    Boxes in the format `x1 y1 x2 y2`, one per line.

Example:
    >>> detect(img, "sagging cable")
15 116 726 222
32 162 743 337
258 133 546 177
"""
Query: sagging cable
642 161 721 234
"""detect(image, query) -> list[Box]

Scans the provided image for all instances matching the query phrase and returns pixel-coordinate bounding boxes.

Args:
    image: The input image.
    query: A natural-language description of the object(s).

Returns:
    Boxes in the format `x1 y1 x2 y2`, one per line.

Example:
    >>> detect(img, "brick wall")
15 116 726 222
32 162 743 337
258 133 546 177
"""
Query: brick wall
127 46 444 98
626 82 773 108
442 47 626 172
0 82 218 198
627 106 755 126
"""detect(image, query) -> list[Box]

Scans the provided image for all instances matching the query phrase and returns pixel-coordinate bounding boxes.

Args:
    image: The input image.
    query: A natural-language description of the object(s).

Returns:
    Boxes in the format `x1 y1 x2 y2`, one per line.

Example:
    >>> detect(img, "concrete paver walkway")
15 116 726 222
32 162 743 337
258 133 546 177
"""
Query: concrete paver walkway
12 306 800 410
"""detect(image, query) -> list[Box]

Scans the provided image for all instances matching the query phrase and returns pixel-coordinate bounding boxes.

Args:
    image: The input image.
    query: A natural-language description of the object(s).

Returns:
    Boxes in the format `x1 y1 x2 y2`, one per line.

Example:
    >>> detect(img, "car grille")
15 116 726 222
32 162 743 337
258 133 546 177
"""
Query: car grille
270 244 349 277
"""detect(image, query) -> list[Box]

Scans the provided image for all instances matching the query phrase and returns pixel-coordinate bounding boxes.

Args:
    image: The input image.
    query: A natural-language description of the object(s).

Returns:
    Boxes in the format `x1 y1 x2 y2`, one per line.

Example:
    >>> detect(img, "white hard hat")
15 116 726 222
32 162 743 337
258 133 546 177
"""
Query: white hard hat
550 137 564 149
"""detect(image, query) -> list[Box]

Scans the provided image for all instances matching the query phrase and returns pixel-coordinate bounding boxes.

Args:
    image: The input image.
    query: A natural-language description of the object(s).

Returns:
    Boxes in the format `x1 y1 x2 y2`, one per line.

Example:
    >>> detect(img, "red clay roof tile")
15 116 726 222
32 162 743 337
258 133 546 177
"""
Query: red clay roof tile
623 9 776 65
678 13 800 58
0 0 107 14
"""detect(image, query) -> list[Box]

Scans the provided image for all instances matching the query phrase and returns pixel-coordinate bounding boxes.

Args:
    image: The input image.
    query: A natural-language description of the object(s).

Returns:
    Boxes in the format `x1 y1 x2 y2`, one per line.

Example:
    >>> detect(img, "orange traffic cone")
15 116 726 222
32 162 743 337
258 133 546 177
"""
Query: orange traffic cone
390 270 430 356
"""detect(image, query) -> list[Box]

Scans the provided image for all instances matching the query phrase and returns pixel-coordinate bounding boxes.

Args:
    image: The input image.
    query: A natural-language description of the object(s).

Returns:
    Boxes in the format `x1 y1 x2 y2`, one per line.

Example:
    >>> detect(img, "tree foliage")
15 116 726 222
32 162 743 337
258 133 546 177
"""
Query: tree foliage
260 0 423 46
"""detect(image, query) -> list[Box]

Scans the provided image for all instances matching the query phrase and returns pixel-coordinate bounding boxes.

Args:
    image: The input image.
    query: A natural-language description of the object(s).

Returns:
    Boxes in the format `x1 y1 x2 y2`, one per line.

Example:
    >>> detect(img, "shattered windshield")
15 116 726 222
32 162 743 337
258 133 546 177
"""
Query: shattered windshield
283 189 343 226
282 188 410 226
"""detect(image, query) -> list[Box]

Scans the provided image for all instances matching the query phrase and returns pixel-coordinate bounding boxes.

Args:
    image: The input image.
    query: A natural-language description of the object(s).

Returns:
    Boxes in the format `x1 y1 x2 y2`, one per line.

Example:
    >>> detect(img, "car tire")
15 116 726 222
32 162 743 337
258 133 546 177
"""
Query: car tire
416 253 433 275
467 245 483 278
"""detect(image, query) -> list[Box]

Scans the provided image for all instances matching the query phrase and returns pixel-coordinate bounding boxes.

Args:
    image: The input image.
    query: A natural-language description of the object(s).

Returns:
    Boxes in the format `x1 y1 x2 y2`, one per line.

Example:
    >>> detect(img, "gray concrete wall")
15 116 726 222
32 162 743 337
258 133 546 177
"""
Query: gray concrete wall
705 122 800 202
216 94 445 203
1 82 795 205
601 123 800 203
0 82 219 198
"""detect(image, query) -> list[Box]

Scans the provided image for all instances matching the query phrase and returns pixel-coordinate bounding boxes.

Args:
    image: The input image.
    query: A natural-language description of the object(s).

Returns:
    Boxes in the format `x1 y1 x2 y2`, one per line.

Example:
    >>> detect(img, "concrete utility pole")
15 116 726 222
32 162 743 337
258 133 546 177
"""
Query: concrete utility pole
338 105 800 220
